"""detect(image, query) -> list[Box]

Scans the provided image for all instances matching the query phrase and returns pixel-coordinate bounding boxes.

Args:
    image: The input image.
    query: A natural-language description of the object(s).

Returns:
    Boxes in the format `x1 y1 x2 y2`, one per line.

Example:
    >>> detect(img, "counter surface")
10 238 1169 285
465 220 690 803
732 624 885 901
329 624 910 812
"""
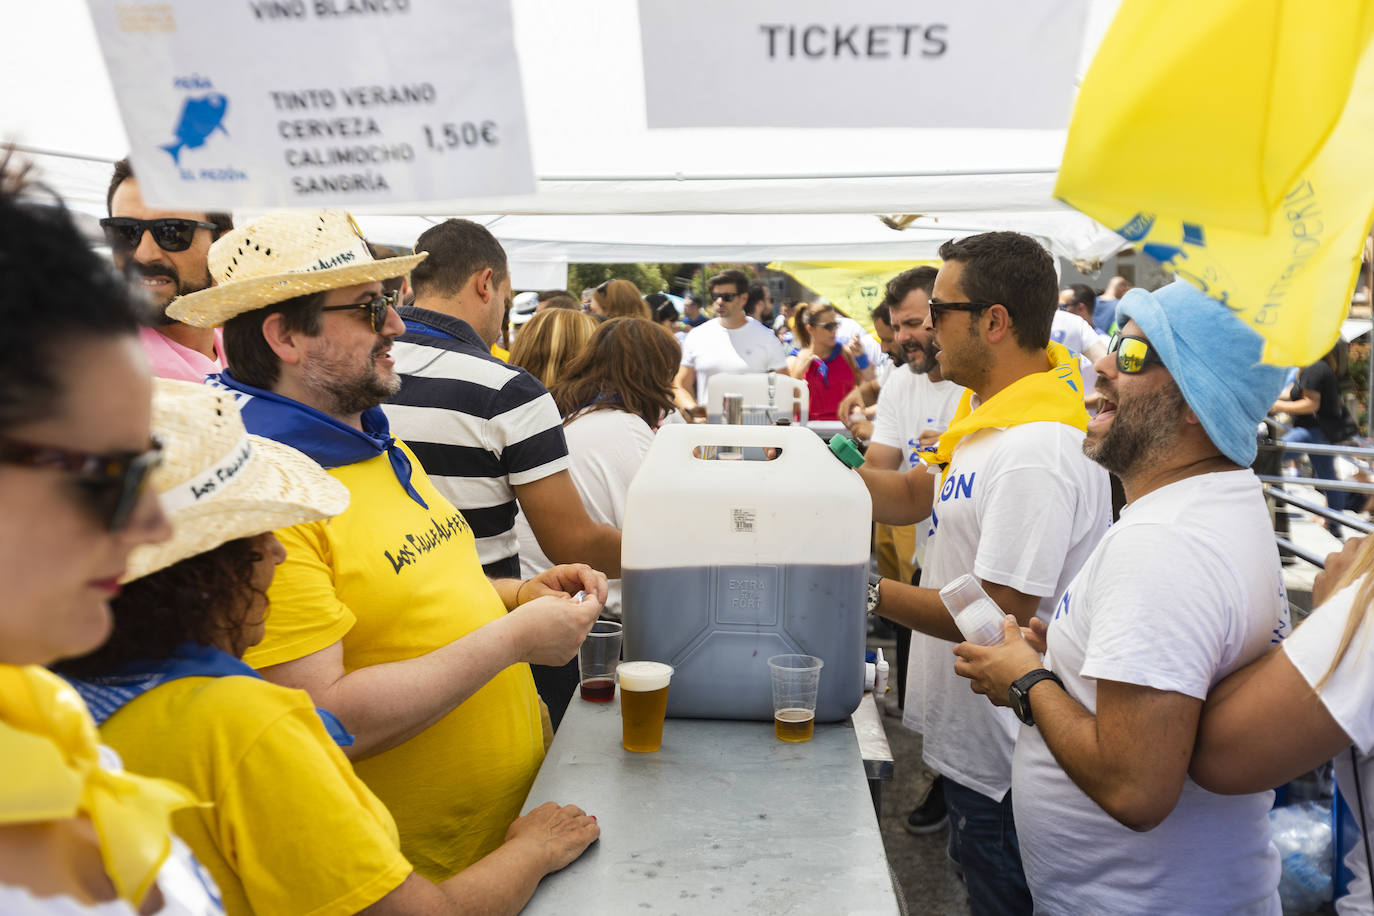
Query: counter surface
520 694 899 915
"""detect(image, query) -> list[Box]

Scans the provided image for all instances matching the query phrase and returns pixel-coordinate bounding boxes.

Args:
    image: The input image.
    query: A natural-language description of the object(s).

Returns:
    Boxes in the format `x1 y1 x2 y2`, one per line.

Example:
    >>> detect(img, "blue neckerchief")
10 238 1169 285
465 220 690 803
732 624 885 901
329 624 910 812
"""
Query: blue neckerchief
813 344 844 385
209 370 427 509
402 316 456 340
63 642 354 747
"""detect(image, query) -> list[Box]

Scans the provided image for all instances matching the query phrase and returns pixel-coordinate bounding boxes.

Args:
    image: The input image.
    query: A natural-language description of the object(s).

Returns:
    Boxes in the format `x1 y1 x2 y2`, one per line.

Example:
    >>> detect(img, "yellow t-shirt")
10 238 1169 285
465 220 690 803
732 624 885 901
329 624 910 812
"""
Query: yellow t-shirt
242 444 544 881
99 675 411 916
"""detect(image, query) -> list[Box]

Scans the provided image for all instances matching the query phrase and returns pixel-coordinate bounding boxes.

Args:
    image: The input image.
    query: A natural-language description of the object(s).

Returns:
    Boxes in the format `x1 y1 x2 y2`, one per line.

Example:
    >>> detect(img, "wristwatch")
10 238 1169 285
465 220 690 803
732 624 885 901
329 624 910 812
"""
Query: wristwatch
866 573 883 614
1008 669 1065 727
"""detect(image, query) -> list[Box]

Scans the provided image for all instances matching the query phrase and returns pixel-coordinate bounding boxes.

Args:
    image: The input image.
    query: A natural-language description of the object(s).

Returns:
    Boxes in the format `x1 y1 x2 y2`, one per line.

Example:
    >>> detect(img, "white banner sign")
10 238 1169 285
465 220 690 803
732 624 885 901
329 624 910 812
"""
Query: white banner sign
638 0 1089 129
86 1 535 210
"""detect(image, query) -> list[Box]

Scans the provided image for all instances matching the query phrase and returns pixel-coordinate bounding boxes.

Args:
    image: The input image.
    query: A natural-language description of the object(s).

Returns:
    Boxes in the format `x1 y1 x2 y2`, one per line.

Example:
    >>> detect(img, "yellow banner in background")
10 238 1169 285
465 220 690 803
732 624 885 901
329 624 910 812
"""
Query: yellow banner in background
767 261 939 335
1055 0 1374 368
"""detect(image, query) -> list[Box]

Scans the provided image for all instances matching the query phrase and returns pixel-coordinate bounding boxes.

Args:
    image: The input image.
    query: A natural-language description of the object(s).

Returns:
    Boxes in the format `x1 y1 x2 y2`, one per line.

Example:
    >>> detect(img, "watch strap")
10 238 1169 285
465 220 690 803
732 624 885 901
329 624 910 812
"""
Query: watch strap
1010 668 1064 726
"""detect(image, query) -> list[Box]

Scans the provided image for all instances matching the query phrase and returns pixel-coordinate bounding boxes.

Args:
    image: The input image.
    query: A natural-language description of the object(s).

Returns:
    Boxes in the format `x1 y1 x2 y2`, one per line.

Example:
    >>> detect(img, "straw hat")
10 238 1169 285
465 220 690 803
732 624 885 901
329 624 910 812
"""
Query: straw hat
123 380 350 582
165 210 426 328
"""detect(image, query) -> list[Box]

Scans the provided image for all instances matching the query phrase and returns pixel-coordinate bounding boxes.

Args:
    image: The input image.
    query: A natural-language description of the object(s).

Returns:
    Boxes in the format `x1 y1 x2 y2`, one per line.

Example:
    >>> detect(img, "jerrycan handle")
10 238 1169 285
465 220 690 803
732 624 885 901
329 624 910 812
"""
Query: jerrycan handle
655 422 826 465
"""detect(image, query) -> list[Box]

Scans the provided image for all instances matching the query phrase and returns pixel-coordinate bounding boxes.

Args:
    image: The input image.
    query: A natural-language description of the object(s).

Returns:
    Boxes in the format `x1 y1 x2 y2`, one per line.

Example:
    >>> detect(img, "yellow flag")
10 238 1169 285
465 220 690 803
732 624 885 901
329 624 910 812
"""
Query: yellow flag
767 261 938 335
1055 0 1374 367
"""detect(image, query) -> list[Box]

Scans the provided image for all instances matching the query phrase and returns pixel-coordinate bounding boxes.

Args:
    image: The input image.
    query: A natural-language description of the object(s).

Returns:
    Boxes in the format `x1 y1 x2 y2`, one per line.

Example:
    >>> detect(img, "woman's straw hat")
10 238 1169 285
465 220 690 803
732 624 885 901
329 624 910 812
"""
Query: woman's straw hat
165 210 426 328
123 380 350 582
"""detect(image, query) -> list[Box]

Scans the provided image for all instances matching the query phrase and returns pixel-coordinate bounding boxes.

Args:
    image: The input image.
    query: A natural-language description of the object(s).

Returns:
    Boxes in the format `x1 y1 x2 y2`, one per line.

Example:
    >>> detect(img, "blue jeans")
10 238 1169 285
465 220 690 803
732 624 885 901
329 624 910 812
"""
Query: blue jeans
944 779 1032 916
1282 425 1342 509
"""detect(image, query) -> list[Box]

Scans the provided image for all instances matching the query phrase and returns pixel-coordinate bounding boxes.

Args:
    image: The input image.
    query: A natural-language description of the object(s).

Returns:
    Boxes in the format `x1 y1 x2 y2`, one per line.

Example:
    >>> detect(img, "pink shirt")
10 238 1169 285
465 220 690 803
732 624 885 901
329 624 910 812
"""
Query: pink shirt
139 326 224 382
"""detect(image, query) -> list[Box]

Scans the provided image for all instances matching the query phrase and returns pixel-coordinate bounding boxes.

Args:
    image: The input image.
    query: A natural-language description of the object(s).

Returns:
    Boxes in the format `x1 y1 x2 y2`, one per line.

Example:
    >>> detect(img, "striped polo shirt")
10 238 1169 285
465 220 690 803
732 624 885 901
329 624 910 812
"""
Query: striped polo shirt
383 307 570 578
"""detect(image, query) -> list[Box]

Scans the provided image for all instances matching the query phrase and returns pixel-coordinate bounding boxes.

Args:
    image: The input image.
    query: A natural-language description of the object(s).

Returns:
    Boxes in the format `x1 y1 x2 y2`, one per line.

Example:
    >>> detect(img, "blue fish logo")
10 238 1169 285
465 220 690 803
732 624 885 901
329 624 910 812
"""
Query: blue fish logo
162 93 228 164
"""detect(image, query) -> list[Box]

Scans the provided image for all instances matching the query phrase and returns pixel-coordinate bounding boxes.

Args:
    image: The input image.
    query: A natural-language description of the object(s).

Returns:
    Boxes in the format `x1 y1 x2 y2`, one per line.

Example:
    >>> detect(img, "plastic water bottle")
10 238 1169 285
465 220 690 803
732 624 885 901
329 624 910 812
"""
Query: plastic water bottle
940 574 1007 645
1269 803 1333 913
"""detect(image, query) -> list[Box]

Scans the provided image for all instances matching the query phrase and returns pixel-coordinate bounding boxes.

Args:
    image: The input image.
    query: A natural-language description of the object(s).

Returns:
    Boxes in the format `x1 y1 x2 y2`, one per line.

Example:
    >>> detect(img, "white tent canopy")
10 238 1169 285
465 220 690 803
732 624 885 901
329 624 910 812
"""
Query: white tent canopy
8 0 1126 269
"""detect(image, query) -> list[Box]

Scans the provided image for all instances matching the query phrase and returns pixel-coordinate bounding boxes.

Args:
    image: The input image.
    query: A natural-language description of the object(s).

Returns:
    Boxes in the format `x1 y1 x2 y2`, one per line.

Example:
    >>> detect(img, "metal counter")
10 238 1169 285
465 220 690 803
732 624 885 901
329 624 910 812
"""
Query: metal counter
520 694 899 915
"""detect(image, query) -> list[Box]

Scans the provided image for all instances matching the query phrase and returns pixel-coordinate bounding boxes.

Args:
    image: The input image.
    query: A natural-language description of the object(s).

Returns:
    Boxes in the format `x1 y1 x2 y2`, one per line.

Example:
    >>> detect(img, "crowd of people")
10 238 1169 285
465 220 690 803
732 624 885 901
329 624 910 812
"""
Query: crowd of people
4 147 1374 916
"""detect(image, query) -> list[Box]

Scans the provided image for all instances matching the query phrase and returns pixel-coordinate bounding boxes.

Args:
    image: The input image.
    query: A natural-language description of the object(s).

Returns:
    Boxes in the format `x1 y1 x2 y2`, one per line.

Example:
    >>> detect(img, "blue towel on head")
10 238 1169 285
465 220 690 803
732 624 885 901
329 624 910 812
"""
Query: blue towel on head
1117 279 1288 466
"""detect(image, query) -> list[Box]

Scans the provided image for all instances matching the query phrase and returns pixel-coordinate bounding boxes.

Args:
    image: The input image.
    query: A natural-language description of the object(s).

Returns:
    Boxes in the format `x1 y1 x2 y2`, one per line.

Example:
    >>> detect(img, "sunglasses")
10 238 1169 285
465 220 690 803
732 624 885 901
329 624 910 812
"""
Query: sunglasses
812 321 839 332
320 290 401 332
0 437 163 531
1107 333 1164 374
711 291 739 303
927 298 995 320
100 217 217 254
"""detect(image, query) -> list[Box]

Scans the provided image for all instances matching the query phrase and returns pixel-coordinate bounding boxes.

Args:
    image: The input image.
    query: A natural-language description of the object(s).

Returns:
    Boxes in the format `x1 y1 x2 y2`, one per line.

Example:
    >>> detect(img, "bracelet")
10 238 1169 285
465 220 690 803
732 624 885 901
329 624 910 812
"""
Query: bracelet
854 352 870 370
515 579 530 605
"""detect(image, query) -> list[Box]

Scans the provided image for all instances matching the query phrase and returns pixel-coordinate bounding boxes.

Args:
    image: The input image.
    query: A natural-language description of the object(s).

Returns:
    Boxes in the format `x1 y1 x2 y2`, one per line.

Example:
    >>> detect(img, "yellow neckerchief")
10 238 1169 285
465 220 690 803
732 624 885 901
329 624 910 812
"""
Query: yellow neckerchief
0 664 199 905
918 341 1089 483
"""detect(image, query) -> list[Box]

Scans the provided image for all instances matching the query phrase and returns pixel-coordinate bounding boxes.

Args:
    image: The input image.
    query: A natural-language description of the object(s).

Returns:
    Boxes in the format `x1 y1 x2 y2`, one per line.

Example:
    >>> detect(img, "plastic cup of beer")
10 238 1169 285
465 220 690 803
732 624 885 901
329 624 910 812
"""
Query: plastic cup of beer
579 621 623 702
616 661 673 752
768 654 824 743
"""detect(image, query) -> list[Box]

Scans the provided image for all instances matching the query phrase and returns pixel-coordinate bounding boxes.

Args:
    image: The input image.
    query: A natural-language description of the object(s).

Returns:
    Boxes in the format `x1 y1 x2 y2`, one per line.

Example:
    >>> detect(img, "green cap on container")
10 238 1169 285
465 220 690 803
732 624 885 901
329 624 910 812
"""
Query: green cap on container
828 434 865 468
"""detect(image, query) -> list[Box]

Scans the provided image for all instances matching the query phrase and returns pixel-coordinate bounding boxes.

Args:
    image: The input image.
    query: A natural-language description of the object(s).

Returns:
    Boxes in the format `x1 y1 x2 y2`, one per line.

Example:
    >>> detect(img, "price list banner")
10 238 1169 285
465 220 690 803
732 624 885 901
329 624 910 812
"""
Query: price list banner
639 0 1088 129
86 1 535 209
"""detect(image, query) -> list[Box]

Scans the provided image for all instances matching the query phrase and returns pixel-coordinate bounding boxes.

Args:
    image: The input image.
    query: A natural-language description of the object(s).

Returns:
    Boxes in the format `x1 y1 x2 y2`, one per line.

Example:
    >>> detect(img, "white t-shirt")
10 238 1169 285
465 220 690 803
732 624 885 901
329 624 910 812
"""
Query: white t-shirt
874 357 896 387
1050 310 1108 398
514 408 654 617
903 421 1111 799
871 370 966 575
870 370 966 471
1015 470 1286 916
680 318 788 403
1284 580 1374 916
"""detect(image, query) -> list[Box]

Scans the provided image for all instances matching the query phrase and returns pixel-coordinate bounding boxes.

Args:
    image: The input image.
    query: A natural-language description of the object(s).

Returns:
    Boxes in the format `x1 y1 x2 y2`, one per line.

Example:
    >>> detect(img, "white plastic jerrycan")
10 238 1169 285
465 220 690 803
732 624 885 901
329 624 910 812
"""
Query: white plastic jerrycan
621 423 871 722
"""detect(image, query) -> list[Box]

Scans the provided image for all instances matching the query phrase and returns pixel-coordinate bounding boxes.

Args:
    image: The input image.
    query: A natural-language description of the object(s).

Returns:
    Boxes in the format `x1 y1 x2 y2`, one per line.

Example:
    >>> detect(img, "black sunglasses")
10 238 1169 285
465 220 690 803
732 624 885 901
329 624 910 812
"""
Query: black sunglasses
320 291 401 332
927 298 995 320
711 291 739 303
812 321 839 332
0 437 163 531
100 217 217 254
1106 333 1164 374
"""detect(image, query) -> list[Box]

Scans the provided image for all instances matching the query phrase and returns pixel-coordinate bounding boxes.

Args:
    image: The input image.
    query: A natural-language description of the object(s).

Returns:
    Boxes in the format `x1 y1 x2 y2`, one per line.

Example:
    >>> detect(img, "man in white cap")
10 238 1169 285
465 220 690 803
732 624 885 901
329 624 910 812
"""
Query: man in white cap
167 209 605 883
953 280 1290 913
510 290 539 332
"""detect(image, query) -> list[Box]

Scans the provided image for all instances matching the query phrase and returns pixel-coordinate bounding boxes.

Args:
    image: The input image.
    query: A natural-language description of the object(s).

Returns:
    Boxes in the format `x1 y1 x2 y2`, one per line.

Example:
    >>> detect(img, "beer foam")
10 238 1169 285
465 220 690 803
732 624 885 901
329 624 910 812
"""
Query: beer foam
617 661 673 691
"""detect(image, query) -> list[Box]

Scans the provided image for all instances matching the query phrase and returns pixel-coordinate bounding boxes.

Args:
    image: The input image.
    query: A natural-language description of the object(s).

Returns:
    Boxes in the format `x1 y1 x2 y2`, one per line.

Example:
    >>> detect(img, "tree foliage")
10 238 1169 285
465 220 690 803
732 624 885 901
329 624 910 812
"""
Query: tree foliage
567 263 683 296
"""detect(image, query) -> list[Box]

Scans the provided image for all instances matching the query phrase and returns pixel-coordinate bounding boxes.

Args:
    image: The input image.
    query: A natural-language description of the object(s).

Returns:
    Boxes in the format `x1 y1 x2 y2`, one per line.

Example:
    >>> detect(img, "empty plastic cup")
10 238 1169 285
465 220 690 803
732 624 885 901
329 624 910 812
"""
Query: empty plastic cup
768 654 824 742
939 574 1007 646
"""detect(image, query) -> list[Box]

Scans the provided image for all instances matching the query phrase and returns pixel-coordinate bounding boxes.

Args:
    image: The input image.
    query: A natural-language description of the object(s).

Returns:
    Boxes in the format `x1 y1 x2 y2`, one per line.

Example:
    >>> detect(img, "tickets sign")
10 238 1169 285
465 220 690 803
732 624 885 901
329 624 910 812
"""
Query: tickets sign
638 0 1089 129
85 1 535 209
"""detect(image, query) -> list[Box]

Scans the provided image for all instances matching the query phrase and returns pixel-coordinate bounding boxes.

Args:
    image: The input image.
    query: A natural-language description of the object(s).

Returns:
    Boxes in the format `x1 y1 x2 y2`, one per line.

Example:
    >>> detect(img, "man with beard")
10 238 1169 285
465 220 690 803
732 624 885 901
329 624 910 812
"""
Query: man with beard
860 233 1111 914
166 209 605 882
103 159 232 380
857 266 968 830
952 279 1290 914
